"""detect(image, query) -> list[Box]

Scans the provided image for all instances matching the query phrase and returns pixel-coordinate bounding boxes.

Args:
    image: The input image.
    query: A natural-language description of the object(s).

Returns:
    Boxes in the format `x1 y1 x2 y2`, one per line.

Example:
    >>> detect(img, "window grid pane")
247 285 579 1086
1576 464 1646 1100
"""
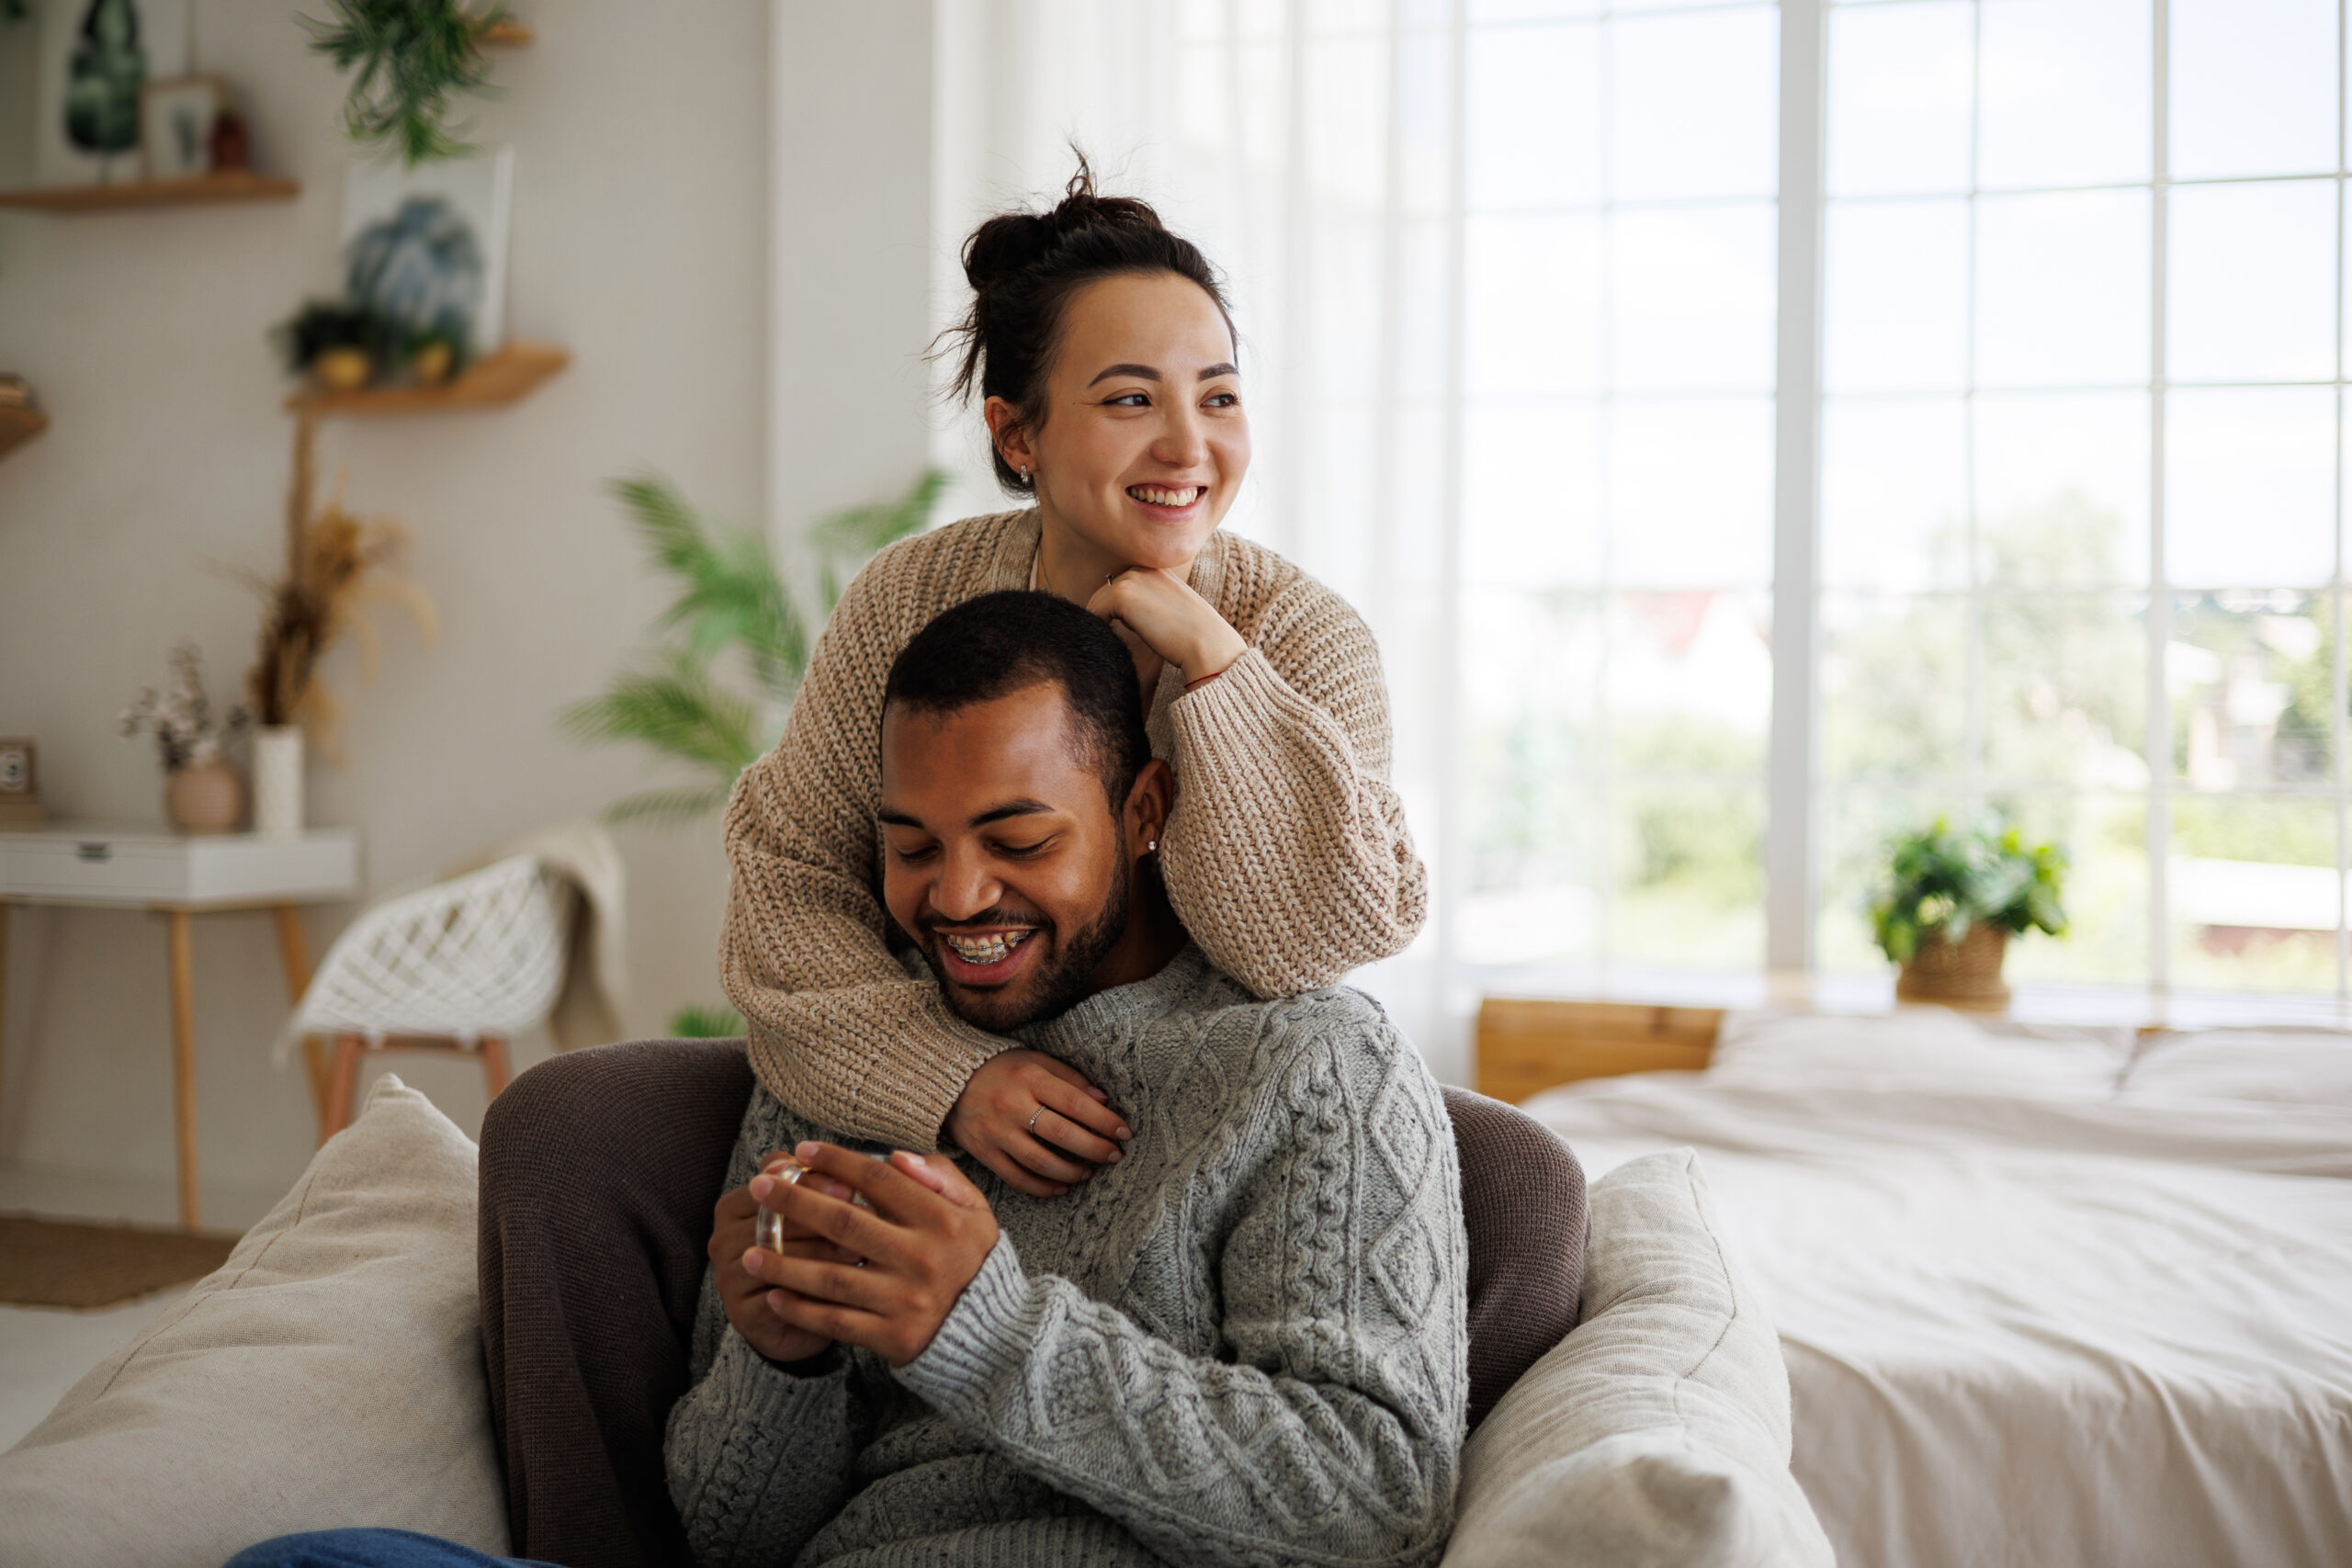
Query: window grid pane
1818 0 2351 995
1459 3 1776 972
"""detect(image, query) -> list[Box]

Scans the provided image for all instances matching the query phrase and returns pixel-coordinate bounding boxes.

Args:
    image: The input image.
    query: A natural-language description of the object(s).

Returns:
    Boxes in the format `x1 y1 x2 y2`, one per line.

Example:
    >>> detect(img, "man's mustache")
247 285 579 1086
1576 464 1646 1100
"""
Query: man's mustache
919 908 1047 934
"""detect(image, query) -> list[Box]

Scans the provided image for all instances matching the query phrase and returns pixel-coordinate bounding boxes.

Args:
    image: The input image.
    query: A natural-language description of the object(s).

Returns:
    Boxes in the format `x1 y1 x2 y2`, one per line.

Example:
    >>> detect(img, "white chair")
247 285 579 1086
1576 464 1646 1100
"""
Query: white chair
288 854 575 1141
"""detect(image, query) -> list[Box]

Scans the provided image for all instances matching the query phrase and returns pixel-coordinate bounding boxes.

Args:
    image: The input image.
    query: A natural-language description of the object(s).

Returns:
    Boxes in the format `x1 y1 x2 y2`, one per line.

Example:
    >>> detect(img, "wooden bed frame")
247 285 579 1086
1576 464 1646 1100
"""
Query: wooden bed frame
1473 987 2352 1104
1474 998 1723 1105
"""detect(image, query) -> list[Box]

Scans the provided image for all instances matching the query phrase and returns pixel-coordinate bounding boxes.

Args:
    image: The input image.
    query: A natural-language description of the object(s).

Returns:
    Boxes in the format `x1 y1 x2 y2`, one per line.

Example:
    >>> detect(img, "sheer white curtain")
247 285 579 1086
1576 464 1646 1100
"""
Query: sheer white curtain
932 1 1795 1071
931 0 1472 1071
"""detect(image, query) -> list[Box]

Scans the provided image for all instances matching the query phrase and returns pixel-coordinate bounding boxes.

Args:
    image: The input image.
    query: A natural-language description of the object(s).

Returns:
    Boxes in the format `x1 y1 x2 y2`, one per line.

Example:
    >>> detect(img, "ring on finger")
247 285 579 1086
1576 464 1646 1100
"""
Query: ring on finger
1027 1104 1046 1135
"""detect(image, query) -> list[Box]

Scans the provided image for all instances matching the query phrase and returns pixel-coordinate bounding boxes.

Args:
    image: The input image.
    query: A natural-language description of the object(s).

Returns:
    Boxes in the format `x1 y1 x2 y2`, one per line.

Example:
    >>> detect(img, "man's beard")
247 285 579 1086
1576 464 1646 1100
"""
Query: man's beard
933 860 1131 1032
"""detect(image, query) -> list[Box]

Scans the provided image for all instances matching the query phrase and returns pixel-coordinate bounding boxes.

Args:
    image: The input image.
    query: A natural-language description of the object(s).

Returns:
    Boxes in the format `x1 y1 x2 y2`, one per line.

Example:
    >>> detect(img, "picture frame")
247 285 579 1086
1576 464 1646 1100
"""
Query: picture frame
0 739 35 797
140 73 224 182
341 146 515 363
0 738 44 829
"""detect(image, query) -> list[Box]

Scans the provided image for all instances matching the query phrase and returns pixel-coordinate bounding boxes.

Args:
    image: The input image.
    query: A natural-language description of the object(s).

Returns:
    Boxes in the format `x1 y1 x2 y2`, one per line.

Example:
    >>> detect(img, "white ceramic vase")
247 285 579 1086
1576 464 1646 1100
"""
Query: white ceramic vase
254 726 305 840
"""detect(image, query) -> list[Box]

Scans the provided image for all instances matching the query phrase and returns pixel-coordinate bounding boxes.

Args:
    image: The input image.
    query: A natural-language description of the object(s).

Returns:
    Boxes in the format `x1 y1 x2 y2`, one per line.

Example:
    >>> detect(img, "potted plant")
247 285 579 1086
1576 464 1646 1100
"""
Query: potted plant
120 641 252 833
563 468 943 1034
301 0 508 164
275 300 402 391
1870 816 2067 1009
236 418 437 836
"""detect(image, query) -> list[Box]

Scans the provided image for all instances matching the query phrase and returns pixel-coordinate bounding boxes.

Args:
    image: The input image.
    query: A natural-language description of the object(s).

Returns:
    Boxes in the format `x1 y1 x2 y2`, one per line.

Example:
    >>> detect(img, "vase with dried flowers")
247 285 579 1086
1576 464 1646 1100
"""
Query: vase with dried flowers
120 641 254 833
234 415 438 836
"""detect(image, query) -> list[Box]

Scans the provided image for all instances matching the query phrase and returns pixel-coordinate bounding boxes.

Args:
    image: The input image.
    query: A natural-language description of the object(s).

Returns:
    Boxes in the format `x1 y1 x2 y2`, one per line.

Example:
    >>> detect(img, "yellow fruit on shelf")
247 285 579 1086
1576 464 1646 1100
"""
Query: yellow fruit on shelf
410 342 454 386
312 347 373 391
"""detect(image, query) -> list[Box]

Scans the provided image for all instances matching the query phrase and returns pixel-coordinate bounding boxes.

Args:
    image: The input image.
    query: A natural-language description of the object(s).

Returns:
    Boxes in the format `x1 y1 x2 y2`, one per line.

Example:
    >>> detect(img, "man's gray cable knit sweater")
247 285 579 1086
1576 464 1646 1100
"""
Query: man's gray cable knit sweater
662 944 1468 1568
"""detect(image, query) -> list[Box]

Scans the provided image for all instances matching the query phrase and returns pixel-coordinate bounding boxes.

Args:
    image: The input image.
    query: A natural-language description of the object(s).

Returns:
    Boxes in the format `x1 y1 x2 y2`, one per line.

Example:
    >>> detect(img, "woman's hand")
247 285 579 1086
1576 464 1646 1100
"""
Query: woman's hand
1086 568 1247 682
945 1049 1131 1198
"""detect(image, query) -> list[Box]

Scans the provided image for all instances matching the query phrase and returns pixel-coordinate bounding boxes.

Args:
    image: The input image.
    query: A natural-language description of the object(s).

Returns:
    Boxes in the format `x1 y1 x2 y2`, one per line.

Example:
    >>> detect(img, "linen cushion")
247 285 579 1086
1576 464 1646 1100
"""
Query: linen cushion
2121 1026 2352 1110
0 1075 506 1567
1712 1008 2132 1096
1443 1147 1833 1568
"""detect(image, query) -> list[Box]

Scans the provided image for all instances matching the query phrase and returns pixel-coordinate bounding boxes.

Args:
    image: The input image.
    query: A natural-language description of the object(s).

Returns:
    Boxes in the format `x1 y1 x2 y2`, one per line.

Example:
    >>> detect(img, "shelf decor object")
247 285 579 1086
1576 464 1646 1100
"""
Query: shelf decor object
254 727 305 840
119 640 254 835
0 739 44 831
0 169 301 212
284 340 567 415
303 0 513 164
0 405 48 461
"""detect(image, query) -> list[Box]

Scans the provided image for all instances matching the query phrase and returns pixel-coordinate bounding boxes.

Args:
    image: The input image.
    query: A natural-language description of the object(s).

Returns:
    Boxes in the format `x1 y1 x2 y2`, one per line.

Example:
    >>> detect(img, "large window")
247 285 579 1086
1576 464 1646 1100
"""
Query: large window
1457 2 1780 976
1820 0 2348 995
962 0 2350 1022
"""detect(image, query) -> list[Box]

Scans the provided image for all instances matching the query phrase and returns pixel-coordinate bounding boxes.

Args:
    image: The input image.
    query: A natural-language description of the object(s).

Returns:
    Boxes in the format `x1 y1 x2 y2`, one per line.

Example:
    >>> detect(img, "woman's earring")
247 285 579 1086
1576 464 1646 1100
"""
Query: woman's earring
1147 839 1159 853
1018 465 1031 482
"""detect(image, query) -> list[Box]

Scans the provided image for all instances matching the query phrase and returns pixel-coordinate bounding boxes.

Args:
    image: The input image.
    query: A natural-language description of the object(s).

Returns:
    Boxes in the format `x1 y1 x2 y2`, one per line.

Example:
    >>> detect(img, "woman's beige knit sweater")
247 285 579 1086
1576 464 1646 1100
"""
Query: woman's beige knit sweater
719 507 1427 1151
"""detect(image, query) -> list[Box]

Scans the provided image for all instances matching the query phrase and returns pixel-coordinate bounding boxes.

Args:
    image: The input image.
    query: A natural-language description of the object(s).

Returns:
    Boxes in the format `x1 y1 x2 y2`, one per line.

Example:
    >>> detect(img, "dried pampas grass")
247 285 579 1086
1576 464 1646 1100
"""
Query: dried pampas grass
236 416 437 761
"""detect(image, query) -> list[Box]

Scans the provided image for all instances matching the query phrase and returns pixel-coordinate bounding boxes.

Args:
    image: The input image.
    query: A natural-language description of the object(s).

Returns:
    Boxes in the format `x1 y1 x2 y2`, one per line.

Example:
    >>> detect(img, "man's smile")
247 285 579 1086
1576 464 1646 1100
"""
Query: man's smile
931 925 1046 987
941 929 1034 965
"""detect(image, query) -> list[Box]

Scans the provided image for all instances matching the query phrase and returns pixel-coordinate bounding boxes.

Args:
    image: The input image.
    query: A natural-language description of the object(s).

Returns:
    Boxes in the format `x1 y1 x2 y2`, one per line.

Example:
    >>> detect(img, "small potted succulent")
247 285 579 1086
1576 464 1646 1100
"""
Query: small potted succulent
1870 816 2067 1009
120 640 253 833
275 300 402 392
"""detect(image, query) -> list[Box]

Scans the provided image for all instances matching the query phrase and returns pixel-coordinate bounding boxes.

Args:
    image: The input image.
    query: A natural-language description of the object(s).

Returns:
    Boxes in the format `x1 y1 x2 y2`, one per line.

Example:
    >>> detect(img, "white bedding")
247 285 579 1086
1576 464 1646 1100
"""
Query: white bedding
1521 1011 2352 1568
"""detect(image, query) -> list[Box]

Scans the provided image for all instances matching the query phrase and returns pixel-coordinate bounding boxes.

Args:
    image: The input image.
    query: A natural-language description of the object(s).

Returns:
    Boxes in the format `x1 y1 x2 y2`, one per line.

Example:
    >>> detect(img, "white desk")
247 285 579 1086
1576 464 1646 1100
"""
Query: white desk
0 826 361 1229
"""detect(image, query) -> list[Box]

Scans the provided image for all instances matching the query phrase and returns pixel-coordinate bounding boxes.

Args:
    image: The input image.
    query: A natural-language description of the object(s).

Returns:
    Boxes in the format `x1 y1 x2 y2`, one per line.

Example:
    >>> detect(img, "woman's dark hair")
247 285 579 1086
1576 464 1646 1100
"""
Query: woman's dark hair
883 591 1150 811
942 155 1235 495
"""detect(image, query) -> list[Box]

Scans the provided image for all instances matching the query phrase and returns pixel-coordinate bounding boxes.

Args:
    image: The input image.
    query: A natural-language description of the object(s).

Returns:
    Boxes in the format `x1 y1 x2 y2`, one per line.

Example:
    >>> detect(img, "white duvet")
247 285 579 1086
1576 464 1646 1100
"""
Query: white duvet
1521 1010 2352 1568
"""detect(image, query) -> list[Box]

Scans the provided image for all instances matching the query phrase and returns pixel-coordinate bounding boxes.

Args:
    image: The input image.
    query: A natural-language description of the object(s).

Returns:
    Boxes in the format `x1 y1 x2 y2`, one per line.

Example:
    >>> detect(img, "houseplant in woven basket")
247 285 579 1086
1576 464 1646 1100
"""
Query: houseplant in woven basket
1870 816 2068 1009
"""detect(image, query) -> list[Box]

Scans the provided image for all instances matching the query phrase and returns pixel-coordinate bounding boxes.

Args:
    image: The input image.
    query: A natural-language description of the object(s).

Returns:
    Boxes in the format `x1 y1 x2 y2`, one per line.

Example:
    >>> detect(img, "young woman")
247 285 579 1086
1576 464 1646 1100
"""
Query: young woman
720 165 1426 1196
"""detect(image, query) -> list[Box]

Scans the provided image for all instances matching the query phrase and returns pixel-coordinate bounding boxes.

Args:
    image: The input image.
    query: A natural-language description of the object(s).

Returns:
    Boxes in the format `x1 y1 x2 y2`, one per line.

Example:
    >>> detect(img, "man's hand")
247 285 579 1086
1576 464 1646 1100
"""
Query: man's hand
757 1141 1002 1368
946 1049 1130 1198
708 1153 859 1366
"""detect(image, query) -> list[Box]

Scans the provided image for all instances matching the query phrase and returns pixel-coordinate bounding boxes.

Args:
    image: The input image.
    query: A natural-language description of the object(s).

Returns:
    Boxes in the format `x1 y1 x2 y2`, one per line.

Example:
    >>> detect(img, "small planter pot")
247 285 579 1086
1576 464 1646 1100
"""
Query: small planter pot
165 761 244 835
254 726 305 840
1895 924 2010 1010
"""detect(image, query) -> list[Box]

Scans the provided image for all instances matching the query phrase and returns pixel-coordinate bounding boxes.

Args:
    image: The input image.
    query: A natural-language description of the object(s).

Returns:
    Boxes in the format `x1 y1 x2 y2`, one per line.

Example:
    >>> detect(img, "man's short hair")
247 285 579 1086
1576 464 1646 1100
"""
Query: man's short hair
882 591 1151 807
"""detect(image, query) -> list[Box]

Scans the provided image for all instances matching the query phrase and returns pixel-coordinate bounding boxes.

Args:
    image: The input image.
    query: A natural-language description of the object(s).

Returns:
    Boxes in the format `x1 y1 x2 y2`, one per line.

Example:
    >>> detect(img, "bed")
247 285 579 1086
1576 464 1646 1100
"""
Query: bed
1503 1004 2352 1568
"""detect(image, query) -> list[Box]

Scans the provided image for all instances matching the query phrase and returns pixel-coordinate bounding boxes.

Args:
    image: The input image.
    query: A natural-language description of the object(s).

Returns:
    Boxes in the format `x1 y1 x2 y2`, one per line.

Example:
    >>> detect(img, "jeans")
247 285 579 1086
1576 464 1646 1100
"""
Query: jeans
227 1529 559 1568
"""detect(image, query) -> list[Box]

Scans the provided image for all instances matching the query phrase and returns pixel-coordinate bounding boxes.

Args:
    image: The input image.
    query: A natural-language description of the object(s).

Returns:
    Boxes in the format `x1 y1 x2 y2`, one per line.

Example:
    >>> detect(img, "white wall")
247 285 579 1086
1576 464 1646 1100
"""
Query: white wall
0 0 786 1216
769 2 936 552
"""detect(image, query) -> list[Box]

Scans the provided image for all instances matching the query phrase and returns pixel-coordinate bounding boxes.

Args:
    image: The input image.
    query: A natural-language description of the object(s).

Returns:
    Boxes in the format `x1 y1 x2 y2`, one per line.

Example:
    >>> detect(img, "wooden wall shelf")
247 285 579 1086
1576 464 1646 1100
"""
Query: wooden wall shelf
0 406 49 462
0 171 301 213
479 20 534 45
286 342 570 417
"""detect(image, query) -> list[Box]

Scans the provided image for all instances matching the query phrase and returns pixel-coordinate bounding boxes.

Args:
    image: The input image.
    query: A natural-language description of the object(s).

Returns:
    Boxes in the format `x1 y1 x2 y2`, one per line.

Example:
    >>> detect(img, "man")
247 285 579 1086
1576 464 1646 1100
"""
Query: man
662 590 1467 1567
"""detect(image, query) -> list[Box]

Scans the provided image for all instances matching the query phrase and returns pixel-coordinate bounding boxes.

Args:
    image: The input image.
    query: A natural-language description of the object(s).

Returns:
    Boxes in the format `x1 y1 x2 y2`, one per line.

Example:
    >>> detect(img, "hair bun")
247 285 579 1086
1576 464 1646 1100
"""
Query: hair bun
962 155 1169 295
962 210 1060 295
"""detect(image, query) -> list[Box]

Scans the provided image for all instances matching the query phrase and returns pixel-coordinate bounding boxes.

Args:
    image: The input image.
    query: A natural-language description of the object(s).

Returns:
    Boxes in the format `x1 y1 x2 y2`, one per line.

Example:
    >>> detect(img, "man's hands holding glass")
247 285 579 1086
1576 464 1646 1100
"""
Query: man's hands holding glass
715 1142 1002 1369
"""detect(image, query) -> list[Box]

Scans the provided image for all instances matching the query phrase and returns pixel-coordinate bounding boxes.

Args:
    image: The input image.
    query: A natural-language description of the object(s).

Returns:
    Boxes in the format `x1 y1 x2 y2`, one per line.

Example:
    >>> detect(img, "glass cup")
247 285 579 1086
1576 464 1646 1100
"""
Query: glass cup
752 1156 806 1254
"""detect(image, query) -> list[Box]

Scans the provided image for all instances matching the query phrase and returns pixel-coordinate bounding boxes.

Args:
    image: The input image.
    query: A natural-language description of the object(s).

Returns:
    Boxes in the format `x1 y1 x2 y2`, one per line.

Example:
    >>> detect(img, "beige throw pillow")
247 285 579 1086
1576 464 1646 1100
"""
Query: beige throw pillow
1444 1148 1833 1568
0 1075 507 1567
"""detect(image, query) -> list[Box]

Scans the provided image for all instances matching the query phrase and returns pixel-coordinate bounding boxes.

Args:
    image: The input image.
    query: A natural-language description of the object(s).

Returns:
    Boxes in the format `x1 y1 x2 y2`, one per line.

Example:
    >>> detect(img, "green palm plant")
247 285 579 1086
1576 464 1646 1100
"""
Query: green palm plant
563 468 944 828
566 469 941 1040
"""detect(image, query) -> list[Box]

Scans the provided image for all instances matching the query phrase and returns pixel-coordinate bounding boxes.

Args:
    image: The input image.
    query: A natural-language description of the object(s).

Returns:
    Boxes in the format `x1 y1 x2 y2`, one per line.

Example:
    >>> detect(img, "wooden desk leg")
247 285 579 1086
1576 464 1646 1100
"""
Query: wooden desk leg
271 906 328 1129
165 908 201 1232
